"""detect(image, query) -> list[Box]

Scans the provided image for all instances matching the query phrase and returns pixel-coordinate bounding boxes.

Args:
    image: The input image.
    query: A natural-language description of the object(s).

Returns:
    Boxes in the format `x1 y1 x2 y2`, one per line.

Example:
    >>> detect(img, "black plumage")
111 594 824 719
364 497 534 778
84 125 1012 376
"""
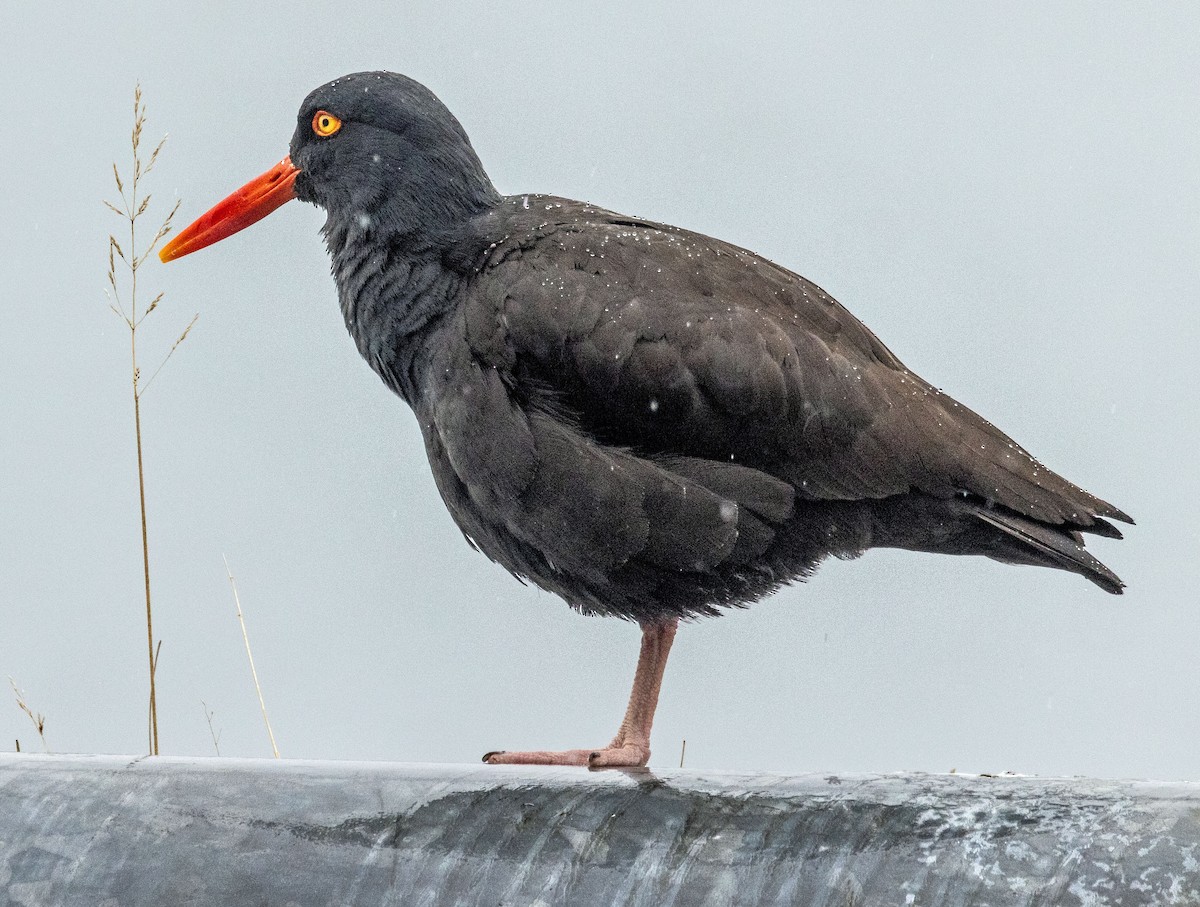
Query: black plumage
162 72 1130 765
294 72 1128 618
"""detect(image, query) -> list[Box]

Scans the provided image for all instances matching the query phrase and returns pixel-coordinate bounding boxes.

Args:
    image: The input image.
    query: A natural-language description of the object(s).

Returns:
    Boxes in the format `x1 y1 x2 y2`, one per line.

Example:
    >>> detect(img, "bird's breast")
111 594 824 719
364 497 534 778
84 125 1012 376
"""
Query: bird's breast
330 240 466 405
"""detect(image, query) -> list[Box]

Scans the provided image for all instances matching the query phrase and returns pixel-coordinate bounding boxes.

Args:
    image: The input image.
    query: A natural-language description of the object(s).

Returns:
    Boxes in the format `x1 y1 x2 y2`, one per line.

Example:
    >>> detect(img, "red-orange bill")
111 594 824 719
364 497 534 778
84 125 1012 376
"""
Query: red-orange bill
159 157 300 262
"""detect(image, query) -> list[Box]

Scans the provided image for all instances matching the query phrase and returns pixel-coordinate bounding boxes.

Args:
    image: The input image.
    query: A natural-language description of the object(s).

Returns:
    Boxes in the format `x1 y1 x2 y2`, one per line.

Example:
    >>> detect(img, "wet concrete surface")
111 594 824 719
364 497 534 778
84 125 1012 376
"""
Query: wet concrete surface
1 754 1198 905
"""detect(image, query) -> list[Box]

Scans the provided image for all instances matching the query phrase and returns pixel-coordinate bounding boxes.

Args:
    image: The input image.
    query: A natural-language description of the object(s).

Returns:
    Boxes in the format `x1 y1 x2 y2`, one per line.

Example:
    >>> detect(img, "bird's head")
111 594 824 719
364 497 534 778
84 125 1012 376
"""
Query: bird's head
160 72 499 263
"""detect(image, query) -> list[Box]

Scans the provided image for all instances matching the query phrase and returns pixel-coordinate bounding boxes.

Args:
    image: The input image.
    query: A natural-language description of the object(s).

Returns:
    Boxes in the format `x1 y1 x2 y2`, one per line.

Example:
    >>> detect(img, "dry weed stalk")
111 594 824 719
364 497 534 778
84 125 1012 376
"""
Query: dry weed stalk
105 84 196 756
9 678 49 753
202 701 222 756
223 556 281 758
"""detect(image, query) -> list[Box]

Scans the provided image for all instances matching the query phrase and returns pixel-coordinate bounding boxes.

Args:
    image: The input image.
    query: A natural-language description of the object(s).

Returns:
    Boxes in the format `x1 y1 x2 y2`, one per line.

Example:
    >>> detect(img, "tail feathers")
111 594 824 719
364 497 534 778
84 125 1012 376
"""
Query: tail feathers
1078 515 1126 540
969 505 1125 595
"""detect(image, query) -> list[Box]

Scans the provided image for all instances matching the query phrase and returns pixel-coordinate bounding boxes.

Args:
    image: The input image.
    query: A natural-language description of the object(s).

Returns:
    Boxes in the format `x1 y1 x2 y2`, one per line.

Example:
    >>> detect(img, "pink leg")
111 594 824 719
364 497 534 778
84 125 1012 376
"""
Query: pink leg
484 617 679 767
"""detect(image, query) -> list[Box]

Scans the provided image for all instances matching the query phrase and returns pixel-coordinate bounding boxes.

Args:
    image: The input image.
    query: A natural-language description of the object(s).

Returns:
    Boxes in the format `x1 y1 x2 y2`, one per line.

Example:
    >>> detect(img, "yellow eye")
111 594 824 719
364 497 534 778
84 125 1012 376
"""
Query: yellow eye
312 110 342 137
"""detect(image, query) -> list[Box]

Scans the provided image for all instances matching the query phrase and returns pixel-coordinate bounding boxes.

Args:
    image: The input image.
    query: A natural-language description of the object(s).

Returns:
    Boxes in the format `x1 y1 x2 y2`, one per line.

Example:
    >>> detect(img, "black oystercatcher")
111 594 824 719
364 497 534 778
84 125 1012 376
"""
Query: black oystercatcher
161 72 1131 767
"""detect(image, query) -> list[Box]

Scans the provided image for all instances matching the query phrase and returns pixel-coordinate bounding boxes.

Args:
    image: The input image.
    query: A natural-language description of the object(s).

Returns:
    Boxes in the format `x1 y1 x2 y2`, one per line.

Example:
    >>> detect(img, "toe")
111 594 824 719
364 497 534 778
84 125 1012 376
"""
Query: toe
483 748 597 766
587 744 650 768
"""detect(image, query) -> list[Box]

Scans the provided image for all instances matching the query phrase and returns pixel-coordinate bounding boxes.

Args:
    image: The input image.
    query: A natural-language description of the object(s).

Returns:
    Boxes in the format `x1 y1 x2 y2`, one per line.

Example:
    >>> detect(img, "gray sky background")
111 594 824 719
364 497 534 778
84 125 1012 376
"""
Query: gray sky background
3 3 1196 778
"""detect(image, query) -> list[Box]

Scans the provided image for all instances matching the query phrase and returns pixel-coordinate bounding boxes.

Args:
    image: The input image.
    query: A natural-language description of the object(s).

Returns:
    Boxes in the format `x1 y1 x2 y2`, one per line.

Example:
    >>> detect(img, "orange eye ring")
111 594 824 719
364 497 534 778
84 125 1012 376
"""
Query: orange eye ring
312 110 342 137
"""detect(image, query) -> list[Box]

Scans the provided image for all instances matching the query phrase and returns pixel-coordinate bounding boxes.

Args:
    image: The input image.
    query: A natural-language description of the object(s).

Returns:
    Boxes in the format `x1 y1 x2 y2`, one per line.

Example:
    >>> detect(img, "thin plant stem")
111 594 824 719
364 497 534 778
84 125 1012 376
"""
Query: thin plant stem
139 313 197 397
147 639 163 754
9 679 49 754
223 555 281 758
133 330 158 755
105 84 191 756
202 701 222 756
130 96 159 758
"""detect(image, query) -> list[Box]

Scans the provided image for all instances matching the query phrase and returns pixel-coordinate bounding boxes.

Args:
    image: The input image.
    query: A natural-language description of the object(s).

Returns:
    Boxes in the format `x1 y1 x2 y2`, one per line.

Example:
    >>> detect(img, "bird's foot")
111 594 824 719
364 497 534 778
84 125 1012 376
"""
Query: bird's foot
481 620 673 770
483 742 649 768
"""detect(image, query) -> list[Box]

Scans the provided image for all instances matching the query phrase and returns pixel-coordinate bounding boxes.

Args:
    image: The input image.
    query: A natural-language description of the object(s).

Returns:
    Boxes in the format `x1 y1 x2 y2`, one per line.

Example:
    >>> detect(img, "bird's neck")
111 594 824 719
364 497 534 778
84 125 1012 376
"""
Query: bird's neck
326 217 488 405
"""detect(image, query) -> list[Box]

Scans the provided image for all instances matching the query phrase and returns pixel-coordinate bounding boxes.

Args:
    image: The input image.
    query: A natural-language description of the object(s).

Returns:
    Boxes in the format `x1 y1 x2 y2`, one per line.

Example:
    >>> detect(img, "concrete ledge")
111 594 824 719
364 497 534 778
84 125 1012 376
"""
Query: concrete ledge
1 754 1197 905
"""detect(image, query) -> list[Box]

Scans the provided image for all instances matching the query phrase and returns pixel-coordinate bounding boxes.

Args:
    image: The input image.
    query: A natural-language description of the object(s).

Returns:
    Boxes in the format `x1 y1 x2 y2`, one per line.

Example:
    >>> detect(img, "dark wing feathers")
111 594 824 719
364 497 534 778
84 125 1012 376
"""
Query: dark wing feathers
466 197 1129 537
655 456 796 562
431 357 536 502
656 456 795 524
424 332 775 596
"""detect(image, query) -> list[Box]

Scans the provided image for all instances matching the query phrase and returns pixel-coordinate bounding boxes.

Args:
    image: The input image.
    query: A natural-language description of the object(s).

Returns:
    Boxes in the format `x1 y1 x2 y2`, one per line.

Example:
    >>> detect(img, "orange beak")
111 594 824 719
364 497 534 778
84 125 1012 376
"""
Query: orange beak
159 157 300 262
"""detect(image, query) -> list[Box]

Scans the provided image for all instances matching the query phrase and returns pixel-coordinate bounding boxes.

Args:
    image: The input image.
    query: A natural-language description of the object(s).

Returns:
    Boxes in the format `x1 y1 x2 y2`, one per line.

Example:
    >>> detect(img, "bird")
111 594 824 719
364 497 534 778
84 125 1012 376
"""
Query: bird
160 71 1131 768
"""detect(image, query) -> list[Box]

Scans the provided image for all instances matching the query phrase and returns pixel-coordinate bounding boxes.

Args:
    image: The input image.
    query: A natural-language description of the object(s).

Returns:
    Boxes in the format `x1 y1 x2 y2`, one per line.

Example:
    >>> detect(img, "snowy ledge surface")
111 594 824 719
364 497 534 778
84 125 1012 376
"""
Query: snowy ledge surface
1 754 1198 906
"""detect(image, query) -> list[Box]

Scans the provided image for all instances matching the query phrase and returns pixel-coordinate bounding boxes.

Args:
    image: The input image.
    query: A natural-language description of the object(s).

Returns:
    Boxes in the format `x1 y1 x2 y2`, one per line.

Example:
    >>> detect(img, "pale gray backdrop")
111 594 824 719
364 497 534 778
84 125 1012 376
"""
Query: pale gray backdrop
2 3 1196 778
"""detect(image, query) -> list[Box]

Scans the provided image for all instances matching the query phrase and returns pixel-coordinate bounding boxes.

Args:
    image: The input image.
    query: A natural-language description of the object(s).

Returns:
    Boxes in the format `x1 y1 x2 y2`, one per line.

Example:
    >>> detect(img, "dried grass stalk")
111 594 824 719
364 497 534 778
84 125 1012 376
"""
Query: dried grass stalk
104 84 196 756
